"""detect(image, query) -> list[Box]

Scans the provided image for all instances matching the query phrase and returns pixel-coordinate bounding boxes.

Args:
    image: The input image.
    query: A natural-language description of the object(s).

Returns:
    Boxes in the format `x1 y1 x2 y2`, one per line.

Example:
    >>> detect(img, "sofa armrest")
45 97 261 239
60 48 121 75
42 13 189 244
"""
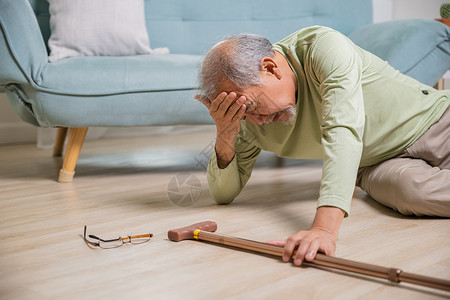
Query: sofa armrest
0 0 48 91
348 19 450 86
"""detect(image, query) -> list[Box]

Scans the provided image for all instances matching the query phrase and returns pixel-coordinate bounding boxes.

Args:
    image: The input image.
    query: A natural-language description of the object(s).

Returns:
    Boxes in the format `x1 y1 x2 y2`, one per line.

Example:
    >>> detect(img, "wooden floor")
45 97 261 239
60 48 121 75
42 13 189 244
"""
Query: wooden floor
0 127 449 300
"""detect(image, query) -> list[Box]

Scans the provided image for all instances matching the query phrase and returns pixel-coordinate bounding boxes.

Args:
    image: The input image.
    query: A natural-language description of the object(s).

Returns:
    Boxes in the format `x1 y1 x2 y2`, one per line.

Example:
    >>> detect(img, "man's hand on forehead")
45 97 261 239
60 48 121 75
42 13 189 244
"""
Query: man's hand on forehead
194 91 247 122
195 91 259 117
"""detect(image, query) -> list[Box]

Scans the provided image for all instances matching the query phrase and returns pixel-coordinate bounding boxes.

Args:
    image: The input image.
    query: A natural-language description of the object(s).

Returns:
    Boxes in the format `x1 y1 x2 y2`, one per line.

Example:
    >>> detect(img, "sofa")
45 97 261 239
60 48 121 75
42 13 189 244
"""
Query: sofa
1 0 449 182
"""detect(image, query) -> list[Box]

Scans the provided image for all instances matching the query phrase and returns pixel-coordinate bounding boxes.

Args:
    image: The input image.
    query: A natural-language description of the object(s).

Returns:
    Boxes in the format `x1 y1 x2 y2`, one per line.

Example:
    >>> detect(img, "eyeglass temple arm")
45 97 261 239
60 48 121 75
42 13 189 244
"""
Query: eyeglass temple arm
85 226 153 242
89 234 152 242
121 233 154 241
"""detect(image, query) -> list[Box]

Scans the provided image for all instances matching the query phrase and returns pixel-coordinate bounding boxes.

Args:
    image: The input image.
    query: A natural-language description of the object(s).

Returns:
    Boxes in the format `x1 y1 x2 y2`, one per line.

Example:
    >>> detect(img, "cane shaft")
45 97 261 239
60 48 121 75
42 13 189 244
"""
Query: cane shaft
198 231 392 278
198 230 284 256
197 230 450 292
400 272 450 291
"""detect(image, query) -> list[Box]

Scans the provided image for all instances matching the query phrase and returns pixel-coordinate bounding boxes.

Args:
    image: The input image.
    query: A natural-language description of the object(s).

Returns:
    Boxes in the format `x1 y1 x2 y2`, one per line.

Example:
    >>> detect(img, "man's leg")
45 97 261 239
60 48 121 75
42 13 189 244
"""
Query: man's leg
405 105 450 170
357 158 450 217
357 105 450 217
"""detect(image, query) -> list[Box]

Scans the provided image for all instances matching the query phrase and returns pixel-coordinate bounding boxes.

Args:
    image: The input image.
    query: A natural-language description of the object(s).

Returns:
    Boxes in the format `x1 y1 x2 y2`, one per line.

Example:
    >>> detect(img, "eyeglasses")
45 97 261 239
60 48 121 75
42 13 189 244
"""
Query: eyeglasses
83 225 153 249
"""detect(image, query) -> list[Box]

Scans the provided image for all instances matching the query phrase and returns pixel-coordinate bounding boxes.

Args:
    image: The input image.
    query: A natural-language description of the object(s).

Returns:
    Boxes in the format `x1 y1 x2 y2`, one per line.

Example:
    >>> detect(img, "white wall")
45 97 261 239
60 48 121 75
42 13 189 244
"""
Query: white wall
372 0 450 94
392 0 447 20
372 0 394 23
373 0 447 23
0 0 449 145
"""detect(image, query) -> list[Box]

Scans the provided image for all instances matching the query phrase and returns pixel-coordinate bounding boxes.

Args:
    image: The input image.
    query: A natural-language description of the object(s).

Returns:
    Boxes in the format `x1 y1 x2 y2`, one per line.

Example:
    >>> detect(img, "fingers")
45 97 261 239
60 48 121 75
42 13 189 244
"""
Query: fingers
292 235 321 265
197 92 246 120
283 231 305 263
304 239 320 262
229 96 246 120
209 92 246 123
210 92 228 113
281 229 336 266
211 92 242 115
195 92 246 119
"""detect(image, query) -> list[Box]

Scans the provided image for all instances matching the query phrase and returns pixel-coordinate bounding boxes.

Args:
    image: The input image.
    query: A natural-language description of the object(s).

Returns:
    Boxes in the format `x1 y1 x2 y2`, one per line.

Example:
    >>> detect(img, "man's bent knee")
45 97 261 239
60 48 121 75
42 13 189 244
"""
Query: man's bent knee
389 166 450 217
357 160 450 217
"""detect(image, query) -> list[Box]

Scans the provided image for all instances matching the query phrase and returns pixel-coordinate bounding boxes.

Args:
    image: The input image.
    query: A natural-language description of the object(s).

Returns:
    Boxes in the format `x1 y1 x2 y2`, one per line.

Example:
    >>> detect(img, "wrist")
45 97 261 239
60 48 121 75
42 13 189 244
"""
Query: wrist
215 140 235 169
216 128 237 146
311 206 345 238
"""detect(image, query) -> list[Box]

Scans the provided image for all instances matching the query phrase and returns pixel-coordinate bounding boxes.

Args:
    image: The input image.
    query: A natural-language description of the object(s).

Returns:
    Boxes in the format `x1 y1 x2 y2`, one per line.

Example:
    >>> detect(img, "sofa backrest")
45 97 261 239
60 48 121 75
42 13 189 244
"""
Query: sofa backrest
28 0 372 55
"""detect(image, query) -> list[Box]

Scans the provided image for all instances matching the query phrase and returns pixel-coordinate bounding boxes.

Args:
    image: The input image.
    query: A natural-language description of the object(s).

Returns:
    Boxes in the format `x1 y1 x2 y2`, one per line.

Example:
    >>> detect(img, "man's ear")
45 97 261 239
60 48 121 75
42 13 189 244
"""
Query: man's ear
260 57 282 80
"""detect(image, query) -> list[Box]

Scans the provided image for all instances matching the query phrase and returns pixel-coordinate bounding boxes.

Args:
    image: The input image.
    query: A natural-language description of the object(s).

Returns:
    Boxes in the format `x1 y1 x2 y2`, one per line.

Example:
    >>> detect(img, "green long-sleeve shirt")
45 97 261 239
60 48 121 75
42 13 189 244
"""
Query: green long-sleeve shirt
206 26 450 215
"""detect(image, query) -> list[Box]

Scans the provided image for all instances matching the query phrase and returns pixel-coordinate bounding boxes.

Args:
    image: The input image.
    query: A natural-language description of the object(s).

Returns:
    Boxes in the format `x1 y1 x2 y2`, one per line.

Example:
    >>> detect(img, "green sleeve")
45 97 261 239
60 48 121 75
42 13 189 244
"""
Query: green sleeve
207 134 261 204
310 31 365 216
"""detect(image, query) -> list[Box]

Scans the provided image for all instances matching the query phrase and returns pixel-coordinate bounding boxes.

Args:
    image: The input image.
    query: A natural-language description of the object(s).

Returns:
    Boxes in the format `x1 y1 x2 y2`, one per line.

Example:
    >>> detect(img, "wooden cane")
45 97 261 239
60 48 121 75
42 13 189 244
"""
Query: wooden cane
168 221 450 292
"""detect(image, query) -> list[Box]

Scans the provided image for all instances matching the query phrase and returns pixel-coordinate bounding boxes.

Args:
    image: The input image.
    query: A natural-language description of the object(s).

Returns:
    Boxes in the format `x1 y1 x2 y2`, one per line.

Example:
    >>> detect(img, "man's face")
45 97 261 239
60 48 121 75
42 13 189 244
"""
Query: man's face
221 74 297 125
240 84 296 125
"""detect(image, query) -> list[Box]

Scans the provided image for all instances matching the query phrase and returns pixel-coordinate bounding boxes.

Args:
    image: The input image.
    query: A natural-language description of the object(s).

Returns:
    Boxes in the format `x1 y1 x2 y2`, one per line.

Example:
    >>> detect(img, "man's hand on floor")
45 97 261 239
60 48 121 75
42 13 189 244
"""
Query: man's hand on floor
266 206 345 265
267 227 337 265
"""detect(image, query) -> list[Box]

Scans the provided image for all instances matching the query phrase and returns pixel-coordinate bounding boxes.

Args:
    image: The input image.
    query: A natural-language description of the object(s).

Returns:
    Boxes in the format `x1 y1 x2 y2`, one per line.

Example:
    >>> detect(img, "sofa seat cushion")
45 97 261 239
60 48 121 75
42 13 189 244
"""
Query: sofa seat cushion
37 54 202 95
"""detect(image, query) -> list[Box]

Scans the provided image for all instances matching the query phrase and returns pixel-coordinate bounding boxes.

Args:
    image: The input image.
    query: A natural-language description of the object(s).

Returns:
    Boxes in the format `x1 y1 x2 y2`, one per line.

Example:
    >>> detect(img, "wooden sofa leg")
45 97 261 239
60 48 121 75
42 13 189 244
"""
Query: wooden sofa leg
58 127 88 183
53 127 69 157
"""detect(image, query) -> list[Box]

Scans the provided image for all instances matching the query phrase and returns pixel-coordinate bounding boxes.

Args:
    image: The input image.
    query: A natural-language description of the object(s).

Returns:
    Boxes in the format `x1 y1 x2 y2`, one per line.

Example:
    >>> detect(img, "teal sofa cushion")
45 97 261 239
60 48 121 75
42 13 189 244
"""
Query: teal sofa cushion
38 54 202 95
9 87 212 127
349 19 450 86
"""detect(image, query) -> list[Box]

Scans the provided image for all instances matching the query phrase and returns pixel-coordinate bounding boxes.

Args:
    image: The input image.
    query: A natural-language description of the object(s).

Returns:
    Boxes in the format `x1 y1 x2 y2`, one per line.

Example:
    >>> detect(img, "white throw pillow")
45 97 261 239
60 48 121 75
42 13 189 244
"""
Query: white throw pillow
47 0 168 62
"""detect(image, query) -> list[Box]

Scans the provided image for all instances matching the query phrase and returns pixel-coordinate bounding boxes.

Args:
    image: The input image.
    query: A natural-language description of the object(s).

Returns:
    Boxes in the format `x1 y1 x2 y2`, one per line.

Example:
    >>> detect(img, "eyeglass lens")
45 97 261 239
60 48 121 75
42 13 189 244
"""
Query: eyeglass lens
99 238 124 249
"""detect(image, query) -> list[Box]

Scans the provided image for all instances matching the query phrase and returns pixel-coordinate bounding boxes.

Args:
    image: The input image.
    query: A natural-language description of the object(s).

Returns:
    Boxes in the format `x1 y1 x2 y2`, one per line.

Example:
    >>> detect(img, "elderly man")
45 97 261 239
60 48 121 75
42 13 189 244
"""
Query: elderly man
194 26 450 266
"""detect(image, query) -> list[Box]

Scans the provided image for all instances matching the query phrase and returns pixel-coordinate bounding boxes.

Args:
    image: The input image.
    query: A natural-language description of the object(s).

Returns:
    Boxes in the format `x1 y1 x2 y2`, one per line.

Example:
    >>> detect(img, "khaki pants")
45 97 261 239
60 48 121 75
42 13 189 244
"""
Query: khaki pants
357 105 450 217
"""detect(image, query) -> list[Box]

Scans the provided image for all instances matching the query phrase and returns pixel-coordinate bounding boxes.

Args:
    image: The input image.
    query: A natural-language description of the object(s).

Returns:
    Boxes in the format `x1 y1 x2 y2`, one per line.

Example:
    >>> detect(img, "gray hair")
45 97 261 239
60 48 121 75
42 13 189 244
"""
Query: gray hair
198 34 274 99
